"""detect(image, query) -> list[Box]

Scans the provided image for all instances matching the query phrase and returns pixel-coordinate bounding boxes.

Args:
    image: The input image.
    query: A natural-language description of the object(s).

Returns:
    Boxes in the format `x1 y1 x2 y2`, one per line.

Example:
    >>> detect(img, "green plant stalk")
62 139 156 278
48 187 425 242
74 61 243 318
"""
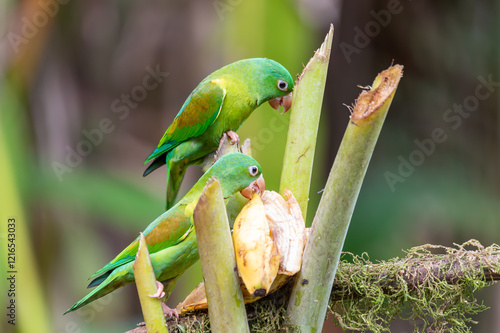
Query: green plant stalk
0 81 53 333
193 178 250 332
133 233 168 333
279 24 334 220
286 65 403 332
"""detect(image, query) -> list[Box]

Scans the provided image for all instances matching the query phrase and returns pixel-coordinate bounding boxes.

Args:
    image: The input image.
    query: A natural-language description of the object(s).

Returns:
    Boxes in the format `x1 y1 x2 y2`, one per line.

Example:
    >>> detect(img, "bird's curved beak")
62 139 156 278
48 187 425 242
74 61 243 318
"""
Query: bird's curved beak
240 174 266 199
268 92 293 114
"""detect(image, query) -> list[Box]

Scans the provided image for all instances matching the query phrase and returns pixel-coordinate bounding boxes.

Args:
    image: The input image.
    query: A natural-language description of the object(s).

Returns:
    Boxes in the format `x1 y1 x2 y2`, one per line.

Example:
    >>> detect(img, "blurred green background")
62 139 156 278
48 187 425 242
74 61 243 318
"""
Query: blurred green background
1 0 499 332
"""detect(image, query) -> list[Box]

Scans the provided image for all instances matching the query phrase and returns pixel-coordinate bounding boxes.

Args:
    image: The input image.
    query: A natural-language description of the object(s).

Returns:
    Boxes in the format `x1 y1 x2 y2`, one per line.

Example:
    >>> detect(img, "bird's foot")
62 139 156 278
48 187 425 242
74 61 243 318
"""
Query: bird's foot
214 131 240 163
162 303 179 320
226 130 239 145
148 281 179 320
148 280 166 299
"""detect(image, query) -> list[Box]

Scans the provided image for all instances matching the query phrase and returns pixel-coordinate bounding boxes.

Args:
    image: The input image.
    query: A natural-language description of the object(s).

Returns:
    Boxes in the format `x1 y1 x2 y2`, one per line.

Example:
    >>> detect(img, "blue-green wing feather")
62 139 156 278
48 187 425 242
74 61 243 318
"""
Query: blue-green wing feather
88 204 192 282
145 80 225 162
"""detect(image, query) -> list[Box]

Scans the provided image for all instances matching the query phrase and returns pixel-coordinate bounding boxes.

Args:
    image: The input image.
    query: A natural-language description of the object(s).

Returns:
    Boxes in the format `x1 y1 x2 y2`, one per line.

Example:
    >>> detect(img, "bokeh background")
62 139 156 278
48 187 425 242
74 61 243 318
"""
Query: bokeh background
1 0 499 332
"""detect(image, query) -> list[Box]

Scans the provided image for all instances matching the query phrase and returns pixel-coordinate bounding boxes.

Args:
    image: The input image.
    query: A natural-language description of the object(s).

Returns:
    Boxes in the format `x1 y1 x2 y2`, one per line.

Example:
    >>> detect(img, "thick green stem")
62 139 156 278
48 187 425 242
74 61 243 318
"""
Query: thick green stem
193 178 250 332
133 233 168 333
286 65 403 332
279 24 334 220
0 81 53 333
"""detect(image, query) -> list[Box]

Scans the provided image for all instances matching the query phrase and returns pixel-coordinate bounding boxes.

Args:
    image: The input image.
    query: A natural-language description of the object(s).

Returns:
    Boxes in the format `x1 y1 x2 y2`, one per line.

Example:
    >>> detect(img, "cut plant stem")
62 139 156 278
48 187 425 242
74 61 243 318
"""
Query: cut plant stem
193 178 250 332
286 65 403 332
279 24 334 220
133 233 168 333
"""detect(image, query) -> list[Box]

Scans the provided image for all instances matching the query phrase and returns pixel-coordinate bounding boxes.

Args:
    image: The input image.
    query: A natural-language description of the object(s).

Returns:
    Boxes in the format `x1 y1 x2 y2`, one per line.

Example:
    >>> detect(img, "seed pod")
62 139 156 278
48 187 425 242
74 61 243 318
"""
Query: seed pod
232 193 280 296
262 189 306 275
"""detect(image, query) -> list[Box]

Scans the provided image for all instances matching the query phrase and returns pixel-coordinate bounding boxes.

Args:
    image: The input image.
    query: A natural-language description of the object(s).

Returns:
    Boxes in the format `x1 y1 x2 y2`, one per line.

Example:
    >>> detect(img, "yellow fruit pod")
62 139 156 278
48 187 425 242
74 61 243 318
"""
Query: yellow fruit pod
261 189 306 275
232 193 280 297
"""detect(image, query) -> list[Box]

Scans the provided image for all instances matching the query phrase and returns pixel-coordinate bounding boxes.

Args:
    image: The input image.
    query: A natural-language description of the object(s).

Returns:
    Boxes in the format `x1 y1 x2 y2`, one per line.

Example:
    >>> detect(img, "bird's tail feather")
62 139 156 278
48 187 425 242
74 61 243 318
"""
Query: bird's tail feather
87 271 112 288
143 153 167 177
64 272 130 314
144 150 187 209
166 161 187 210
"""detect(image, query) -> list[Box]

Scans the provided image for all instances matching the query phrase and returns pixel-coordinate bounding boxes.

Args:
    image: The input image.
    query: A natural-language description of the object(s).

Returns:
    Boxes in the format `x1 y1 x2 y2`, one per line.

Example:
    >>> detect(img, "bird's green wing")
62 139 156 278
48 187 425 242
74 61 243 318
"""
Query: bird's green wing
88 204 193 282
145 80 226 162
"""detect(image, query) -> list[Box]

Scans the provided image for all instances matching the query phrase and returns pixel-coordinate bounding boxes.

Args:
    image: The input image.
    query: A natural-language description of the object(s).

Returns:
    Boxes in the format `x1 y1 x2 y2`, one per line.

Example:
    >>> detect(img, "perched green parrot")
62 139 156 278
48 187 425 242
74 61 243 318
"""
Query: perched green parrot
143 58 294 208
65 153 265 316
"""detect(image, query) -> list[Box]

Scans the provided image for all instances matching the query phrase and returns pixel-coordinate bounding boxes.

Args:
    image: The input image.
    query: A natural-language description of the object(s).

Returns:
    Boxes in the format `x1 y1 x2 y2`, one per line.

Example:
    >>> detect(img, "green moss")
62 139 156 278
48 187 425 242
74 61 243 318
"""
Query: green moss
329 240 499 332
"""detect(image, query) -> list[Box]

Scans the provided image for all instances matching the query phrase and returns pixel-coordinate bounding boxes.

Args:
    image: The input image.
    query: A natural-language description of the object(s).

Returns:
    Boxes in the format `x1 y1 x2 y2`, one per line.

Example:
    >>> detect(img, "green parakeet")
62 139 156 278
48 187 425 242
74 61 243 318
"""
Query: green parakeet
65 153 265 315
143 58 294 208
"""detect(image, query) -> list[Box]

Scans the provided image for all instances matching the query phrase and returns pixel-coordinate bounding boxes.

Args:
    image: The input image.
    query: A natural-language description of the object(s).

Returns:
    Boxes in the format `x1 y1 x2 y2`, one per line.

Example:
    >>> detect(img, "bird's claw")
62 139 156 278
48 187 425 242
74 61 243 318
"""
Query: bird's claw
226 130 239 145
162 303 179 320
148 281 166 299
148 281 179 320
215 131 239 162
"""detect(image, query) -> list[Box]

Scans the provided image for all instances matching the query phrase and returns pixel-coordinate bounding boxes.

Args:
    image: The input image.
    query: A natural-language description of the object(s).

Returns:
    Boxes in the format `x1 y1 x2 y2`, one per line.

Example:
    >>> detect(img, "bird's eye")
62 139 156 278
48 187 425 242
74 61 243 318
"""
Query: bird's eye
248 165 259 177
277 80 288 92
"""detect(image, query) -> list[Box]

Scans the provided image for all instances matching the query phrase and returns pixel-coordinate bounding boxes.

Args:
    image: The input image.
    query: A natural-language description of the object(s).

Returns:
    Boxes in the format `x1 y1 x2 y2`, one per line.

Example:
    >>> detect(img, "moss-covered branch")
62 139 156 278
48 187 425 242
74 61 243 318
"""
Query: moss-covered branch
329 240 500 332
127 241 500 333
